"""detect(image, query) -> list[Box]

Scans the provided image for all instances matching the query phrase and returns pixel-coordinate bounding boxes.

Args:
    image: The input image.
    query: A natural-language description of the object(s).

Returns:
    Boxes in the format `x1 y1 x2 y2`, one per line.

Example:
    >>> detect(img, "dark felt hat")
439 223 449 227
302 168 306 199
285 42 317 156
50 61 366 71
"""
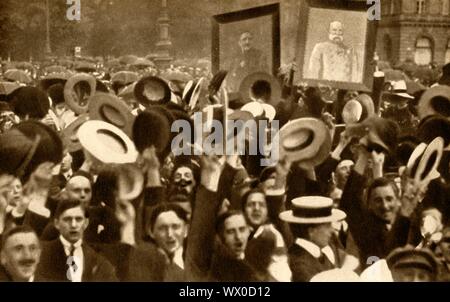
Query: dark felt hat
417 115 450 149
417 85 450 120
359 116 400 154
0 128 38 178
134 76 172 107
9 86 50 119
1 121 63 181
132 108 171 155
208 70 228 96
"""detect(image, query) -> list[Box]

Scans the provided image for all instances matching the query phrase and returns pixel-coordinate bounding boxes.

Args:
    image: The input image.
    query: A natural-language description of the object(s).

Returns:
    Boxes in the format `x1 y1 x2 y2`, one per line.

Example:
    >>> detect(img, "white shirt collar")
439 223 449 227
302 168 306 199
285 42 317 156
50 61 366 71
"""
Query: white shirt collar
295 238 335 265
172 247 184 270
59 235 82 252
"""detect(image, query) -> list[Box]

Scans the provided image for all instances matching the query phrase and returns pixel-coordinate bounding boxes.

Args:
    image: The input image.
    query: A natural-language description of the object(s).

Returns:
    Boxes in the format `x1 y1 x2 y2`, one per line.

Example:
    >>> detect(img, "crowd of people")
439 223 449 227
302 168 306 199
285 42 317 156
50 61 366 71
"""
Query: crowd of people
0 52 450 282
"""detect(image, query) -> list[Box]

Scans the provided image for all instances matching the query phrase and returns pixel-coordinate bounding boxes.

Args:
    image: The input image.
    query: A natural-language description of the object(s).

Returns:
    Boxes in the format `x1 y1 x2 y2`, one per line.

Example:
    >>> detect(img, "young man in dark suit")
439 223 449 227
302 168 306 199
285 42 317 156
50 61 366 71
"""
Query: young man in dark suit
36 199 117 281
279 196 349 282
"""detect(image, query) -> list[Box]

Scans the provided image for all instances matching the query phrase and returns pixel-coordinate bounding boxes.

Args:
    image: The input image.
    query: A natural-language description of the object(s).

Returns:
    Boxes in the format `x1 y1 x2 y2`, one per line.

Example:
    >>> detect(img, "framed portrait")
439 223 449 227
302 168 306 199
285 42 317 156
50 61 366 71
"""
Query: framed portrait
294 0 378 92
212 3 280 92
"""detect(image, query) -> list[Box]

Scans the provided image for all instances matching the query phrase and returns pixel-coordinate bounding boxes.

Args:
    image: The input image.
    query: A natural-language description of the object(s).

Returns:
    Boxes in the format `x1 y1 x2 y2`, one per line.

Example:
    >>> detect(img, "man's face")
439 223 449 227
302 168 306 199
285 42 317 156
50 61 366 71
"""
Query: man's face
392 267 433 282
329 21 344 44
5 178 23 207
308 223 334 248
54 207 88 244
168 166 196 203
221 214 250 259
151 211 187 256
65 176 92 206
60 153 73 173
0 232 41 281
239 32 253 52
244 192 268 228
335 163 353 189
368 185 400 224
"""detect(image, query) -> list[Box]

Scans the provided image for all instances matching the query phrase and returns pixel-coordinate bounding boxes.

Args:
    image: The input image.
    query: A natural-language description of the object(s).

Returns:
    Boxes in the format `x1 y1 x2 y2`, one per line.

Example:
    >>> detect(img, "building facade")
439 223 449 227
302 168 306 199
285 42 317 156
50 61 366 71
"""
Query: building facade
376 0 450 66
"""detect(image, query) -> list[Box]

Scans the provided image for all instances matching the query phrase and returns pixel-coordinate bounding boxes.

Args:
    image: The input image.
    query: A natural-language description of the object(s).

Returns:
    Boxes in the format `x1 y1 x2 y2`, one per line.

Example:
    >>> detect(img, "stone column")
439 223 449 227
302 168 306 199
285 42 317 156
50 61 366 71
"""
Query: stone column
154 0 173 68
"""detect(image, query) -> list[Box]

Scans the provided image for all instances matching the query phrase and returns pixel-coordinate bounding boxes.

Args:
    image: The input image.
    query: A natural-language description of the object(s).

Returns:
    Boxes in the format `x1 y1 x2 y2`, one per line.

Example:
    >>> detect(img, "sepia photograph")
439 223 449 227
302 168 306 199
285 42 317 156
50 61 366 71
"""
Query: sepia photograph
0 0 450 289
212 3 280 92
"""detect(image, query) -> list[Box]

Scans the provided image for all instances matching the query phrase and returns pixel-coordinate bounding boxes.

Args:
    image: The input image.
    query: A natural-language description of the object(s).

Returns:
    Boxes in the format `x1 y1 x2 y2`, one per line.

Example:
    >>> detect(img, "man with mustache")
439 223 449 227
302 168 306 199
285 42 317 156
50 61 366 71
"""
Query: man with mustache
0 226 42 281
227 31 269 92
309 21 361 82
166 161 199 217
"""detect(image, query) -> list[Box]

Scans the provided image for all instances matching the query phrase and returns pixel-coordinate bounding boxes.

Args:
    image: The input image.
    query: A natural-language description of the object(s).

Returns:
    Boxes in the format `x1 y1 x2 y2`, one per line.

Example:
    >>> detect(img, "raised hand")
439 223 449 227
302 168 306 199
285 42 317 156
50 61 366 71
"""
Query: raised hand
200 153 222 192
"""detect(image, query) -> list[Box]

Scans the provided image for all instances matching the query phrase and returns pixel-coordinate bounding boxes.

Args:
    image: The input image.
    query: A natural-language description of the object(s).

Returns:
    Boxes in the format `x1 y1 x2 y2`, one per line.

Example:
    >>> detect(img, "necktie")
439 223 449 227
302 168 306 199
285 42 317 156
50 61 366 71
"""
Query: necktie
69 244 75 257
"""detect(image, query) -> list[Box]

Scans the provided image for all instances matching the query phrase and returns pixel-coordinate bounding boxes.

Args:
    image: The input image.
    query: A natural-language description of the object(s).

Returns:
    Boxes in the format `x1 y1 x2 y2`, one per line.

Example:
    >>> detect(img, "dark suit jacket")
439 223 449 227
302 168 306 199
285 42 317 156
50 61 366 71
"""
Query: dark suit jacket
91 242 167 282
185 186 264 282
288 244 335 282
36 239 118 282
340 170 410 265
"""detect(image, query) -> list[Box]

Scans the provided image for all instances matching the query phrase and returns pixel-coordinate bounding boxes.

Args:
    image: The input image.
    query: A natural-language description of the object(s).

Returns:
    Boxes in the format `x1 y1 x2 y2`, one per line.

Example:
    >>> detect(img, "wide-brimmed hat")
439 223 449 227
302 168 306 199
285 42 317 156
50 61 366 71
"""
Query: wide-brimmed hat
134 75 172 107
384 80 414 100
132 108 171 155
417 85 450 120
279 196 346 224
354 116 399 154
239 72 281 107
417 115 450 149
78 120 138 164
406 137 443 186
10 121 63 181
208 70 228 96
9 86 50 119
275 118 332 168
64 73 97 115
386 246 438 276
61 114 90 153
342 100 363 124
88 93 135 137
188 77 206 111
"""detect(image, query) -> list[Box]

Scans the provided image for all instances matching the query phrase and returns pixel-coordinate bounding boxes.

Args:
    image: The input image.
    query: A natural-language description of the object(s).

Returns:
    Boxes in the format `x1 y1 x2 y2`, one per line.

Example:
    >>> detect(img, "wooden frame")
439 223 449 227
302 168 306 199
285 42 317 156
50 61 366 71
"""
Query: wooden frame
211 3 280 90
295 0 378 92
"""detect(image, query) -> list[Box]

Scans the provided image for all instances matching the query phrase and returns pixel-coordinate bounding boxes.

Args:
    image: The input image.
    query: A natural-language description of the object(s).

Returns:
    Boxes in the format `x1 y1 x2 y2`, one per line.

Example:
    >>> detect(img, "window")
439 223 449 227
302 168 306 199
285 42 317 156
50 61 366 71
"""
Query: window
445 39 450 64
416 0 425 14
414 37 433 65
390 0 395 14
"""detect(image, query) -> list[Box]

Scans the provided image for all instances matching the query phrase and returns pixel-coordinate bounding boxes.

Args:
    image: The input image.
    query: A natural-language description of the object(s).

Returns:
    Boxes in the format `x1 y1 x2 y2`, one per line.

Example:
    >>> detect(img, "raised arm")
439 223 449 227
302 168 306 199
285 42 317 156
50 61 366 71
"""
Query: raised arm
185 154 223 280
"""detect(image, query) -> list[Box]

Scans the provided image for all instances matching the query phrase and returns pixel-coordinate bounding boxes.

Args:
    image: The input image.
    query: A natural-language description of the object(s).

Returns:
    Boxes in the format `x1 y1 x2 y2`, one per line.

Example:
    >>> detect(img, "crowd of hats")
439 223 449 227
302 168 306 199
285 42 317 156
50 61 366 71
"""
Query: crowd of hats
1 53 450 282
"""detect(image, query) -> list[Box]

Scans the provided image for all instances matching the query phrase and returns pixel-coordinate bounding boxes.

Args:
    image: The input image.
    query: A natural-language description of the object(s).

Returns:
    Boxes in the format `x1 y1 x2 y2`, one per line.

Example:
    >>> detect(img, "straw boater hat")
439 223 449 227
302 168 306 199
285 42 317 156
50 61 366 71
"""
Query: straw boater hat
64 73 97 115
406 136 444 187
134 75 172 107
275 118 332 169
417 85 450 120
77 120 138 164
88 93 135 137
239 72 281 107
279 196 346 224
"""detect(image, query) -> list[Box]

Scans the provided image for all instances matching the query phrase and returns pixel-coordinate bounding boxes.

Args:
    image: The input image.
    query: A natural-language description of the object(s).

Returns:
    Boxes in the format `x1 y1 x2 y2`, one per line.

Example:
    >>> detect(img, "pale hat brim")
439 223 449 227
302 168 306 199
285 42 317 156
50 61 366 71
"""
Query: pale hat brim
279 208 346 224
78 120 138 164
